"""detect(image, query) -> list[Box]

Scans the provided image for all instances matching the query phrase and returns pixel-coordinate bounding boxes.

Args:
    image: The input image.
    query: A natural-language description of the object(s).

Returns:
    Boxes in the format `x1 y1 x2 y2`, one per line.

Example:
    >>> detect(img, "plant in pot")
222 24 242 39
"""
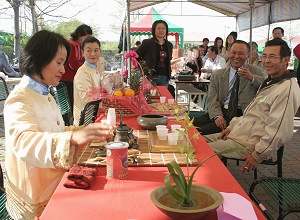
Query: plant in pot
150 112 224 220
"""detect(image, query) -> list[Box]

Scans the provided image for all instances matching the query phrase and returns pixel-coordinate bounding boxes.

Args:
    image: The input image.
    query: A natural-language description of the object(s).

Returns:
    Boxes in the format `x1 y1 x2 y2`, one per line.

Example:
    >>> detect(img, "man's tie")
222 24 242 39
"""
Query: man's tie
227 72 240 120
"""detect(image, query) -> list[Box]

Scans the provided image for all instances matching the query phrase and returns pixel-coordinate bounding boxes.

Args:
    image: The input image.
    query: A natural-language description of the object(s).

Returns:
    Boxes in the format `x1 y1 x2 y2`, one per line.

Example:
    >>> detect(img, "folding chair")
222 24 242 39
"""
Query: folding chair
79 100 101 126
53 82 72 125
249 177 300 220
222 145 284 180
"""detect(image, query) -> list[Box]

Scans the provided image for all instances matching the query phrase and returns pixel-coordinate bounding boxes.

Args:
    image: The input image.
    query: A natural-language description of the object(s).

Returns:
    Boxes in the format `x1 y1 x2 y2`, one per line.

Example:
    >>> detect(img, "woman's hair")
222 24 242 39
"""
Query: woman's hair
214 37 224 50
151 20 169 40
225 33 237 50
71 24 93 41
81 36 101 50
20 30 70 78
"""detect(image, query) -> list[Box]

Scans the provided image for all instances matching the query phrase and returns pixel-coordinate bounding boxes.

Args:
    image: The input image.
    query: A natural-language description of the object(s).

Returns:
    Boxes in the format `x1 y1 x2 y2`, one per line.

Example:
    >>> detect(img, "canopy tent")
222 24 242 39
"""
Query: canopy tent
130 7 184 48
127 0 300 33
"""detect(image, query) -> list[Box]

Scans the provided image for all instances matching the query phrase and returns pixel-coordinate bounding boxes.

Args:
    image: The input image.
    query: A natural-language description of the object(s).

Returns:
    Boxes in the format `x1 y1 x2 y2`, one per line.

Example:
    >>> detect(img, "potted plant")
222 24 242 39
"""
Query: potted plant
150 112 223 220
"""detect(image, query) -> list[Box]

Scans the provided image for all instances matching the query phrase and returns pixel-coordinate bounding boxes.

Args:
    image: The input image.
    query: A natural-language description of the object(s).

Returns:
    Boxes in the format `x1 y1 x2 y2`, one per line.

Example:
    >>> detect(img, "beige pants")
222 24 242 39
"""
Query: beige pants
205 133 250 159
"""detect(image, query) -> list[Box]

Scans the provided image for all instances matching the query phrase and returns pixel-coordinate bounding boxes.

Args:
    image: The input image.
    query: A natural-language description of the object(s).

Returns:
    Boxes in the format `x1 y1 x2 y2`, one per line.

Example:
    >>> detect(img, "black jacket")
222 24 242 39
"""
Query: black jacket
136 38 173 78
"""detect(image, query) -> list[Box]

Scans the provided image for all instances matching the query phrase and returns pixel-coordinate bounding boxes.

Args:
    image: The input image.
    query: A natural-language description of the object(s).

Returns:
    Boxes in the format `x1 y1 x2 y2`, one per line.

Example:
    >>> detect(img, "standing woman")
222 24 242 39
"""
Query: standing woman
62 24 93 112
4 30 110 219
137 20 173 86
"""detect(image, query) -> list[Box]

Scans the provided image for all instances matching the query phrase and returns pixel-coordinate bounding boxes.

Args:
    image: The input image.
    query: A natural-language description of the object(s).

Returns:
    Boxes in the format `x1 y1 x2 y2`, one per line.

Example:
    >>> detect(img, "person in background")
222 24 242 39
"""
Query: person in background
131 41 141 51
224 32 237 61
4 30 111 219
214 37 225 58
272 27 284 39
0 49 21 77
202 38 209 55
61 24 93 113
206 38 300 172
201 45 226 79
195 40 265 135
73 36 106 125
248 41 262 67
198 45 207 64
136 20 173 88
185 46 202 74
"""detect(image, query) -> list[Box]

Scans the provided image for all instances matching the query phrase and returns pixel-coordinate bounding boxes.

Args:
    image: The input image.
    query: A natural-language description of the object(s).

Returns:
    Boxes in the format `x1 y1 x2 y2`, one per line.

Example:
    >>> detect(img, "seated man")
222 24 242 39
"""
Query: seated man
195 40 265 135
0 50 21 77
206 38 300 171
201 45 226 79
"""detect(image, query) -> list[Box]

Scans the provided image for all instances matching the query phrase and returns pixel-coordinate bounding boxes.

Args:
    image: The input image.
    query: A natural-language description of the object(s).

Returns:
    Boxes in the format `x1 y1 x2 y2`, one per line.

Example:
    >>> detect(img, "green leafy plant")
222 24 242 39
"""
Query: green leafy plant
164 110 216 207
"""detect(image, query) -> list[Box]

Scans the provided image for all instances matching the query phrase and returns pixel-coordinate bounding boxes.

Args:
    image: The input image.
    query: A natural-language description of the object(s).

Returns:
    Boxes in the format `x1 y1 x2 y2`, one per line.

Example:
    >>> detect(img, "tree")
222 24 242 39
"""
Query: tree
5 0 25 59
54 19 82 39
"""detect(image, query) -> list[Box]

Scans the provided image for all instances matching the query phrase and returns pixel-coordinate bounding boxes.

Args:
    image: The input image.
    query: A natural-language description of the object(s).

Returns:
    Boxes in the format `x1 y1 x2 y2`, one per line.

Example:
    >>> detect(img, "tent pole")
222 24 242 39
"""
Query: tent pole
249 0 254 64
267 1 272 40
127 0 131 84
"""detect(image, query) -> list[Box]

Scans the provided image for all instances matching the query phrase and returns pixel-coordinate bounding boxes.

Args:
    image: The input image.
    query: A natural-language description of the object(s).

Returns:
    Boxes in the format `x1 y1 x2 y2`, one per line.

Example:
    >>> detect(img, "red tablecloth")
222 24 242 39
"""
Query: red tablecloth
40 86 265 220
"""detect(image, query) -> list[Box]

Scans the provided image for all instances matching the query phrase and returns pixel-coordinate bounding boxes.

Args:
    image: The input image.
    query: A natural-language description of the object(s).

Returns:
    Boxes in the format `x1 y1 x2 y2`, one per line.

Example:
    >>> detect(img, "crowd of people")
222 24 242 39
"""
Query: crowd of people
1 20 300 220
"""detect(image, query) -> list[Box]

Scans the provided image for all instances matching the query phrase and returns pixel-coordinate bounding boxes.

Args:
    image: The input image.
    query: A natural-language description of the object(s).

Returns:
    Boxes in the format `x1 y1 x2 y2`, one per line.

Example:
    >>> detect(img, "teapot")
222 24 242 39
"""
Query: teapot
114 113 138 149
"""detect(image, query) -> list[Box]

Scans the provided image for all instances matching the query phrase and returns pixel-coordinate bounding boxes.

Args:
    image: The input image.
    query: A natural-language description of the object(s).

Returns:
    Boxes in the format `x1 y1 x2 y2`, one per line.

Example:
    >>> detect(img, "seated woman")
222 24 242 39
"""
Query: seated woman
4 30 111 220
185 46 202 75
73 36 106 125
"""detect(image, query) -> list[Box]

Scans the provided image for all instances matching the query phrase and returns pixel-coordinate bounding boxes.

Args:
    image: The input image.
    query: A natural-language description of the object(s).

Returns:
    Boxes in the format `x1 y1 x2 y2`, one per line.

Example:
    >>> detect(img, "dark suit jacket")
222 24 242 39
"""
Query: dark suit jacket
207 64 266 119
136 38 173 77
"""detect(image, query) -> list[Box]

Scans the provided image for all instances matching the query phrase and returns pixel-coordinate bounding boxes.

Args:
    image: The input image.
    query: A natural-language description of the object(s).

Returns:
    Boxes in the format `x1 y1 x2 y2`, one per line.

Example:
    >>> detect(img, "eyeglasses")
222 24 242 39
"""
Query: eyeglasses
261 54 281 61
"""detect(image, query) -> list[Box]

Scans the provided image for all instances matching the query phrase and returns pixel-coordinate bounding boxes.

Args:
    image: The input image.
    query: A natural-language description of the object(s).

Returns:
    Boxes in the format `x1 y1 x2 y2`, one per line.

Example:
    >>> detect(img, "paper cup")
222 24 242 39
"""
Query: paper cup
160 96 166 103
167 99 175 104
175 128 185 140
157 127 168 140
167 132 178 145
171 124 181 132
105 142 129 179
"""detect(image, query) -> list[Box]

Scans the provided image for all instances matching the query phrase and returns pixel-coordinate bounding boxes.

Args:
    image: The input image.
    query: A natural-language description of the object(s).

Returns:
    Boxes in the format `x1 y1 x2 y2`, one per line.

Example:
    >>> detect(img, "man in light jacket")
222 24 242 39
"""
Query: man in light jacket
206 38 300 171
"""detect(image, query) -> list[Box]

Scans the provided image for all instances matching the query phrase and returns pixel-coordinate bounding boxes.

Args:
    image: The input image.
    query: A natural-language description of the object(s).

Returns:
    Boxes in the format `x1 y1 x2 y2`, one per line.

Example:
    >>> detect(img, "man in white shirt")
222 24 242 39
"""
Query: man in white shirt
201 46 226 79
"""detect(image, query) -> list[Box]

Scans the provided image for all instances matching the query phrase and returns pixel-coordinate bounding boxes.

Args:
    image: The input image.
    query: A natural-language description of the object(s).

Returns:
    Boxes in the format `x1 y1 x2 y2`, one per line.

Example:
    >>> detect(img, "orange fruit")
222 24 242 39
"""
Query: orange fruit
113 89 123 96
124 88 135 97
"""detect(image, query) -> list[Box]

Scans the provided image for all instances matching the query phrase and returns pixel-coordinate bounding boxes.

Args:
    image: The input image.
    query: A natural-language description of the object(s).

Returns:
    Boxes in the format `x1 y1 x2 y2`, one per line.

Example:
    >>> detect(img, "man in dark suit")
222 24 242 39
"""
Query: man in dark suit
195 40 266 134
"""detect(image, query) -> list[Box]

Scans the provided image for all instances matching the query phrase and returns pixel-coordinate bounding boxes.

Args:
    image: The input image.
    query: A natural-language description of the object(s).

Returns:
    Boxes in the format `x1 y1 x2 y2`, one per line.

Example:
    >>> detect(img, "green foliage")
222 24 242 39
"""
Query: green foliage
54 20 82 39
129 70 142 93
0 31 29 59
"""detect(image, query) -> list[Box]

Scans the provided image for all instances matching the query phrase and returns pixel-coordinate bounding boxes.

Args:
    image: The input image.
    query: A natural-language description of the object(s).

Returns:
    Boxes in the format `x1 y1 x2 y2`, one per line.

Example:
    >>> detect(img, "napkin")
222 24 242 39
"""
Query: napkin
63 165 97 189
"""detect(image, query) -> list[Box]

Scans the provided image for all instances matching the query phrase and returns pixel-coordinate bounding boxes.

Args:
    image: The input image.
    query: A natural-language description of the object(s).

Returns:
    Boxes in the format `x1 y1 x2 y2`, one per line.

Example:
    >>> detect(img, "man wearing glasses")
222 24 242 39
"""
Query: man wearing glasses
206 38 300 172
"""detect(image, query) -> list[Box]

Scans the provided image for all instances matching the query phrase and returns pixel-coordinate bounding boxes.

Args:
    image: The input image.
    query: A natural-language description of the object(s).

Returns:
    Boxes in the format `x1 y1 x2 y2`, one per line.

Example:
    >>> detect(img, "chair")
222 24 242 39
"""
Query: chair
53 82 72 125
0 165 13 219
0 77 9 101
222 145 284 180
0 77 9 135
249 177 300 220
79 100 101 126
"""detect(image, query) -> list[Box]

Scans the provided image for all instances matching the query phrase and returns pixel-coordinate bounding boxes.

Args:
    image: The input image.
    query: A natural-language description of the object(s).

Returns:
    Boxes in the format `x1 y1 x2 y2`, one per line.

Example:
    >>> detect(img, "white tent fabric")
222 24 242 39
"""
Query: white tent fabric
128 0 300 32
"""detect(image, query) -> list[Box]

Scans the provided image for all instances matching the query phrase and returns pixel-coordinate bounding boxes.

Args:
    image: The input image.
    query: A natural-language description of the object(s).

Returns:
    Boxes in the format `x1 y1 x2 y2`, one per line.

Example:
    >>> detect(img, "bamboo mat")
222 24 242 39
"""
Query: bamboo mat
78 130 197 167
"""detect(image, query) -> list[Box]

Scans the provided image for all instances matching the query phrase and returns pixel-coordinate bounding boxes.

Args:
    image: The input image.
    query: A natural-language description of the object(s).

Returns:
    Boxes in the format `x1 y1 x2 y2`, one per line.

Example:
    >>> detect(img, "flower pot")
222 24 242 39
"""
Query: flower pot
150 185 223 220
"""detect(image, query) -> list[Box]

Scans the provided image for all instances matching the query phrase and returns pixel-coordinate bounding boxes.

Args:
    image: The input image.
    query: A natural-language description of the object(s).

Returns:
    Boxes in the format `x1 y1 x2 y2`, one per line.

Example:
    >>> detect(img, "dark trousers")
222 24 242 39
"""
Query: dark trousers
195 108 243 135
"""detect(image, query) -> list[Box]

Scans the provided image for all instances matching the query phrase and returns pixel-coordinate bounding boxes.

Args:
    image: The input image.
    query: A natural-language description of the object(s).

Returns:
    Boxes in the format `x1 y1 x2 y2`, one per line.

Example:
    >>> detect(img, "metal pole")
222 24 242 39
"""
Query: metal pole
126 0 131 84
249 0 255 64
267 2 272 40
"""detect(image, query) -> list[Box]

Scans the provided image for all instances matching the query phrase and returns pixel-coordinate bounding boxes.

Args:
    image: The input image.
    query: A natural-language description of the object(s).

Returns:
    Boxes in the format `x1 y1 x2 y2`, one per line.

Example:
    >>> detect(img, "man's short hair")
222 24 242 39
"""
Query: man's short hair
203 38 209 42
265 38 291 58
81 36 101 50
272 27 284 35
208 45 218 55
232 40 250 51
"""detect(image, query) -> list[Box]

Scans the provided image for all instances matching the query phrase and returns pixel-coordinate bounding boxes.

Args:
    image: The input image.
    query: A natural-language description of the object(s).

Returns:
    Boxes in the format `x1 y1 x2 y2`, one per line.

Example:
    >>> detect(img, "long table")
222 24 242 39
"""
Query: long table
40 86 265 220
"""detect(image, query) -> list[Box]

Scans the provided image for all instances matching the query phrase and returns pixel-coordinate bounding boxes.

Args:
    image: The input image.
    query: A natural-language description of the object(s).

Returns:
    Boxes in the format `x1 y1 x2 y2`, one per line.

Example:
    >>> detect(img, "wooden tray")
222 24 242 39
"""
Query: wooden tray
149 103 187 115
77 130 197 167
